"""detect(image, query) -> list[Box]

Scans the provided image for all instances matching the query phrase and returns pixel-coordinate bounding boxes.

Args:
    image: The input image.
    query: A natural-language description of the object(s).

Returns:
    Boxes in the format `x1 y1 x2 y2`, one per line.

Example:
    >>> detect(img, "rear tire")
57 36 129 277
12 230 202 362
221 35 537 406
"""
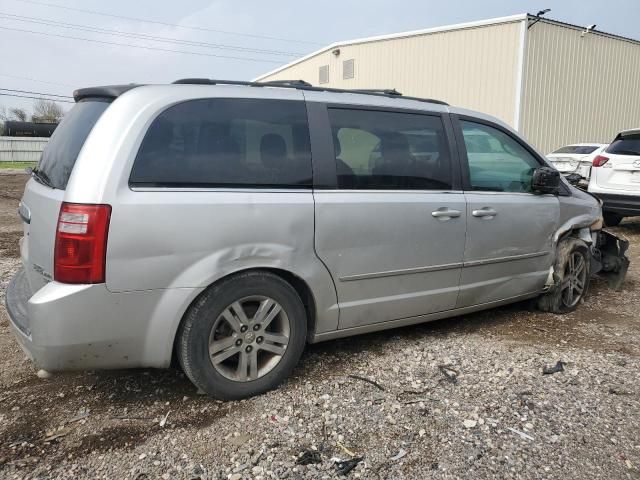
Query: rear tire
537 238 590 314
177 271 307 400
603 212 623 227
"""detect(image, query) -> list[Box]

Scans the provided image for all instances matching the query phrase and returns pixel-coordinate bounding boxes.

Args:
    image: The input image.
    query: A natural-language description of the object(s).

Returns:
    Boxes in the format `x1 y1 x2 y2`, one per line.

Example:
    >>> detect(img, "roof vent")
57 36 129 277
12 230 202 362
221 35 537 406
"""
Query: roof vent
343 59 354 80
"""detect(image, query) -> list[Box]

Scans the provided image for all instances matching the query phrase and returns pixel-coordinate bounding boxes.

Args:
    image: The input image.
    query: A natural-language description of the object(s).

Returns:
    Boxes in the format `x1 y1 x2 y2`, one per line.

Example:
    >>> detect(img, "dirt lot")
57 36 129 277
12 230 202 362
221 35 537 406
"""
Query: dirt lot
1 172 639 479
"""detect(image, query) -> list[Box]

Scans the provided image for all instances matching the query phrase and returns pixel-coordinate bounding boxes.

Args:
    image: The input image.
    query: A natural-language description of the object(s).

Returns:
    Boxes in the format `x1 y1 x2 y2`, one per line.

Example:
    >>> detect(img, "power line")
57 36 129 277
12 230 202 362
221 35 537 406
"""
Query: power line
0 73 76 87
0 25 286 63
13 0 323 46
0 88 73 98
0 12 304 56
0 92 74 103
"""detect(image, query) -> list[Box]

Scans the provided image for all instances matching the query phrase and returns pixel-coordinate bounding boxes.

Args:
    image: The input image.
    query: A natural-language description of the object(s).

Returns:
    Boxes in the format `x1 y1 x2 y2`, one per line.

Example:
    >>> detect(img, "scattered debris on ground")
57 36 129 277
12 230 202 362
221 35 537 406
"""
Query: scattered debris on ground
542 360 566 375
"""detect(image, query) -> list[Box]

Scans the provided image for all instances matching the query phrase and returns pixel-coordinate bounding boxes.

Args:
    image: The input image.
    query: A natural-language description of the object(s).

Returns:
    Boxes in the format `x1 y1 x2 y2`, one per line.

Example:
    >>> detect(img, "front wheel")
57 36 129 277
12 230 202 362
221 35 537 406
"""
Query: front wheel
537 238 591 314
177 271 307 400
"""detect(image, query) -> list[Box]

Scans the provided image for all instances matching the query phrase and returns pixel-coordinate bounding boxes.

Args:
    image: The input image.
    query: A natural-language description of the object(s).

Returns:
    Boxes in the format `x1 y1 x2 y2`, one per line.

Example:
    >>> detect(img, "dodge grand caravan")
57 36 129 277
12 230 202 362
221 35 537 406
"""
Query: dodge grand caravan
6 79 630 399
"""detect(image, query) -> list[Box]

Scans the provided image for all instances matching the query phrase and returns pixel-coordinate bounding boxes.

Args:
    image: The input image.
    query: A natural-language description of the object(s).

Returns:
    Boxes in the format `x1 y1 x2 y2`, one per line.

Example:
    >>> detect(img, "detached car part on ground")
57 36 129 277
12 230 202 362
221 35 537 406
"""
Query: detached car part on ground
4 80 631 400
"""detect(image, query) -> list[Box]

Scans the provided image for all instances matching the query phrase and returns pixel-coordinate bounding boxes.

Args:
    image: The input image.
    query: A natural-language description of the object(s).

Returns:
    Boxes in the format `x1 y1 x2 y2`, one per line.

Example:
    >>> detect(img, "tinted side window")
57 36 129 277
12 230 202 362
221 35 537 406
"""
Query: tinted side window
461 121 539 193
552 145 599 155
327 108 452 190
130 99 311 188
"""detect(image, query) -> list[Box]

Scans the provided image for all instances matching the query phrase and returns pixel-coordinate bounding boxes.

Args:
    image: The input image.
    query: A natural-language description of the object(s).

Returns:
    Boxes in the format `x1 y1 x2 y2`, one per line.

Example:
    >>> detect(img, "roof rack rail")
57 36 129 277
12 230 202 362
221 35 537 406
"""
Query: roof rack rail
171 78 449 106
261 79 313 87
351 88 402 96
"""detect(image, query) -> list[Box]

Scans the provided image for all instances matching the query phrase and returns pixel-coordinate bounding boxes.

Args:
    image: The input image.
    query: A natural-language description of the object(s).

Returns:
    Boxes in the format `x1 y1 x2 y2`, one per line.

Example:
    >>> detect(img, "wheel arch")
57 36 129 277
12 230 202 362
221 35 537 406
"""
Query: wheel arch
170 266 318 367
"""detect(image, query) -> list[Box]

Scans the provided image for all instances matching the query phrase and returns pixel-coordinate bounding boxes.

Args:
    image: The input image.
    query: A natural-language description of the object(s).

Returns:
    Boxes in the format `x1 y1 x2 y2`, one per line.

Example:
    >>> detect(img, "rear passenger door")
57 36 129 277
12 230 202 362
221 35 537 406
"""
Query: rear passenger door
453 116 560 308
310 103 467 329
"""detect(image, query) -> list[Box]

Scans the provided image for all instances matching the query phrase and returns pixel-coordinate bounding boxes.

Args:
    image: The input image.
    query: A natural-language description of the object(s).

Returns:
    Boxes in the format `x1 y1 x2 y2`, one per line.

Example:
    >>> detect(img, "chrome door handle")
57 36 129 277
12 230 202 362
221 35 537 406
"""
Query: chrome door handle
431 208 461 219
472 207 498 218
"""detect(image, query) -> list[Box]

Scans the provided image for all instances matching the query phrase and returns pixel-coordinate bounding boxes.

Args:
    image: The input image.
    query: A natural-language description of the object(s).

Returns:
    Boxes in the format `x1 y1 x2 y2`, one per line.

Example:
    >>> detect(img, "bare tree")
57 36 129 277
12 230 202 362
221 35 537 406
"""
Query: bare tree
0 105 6 135
32 99 64 123
9 107 28 122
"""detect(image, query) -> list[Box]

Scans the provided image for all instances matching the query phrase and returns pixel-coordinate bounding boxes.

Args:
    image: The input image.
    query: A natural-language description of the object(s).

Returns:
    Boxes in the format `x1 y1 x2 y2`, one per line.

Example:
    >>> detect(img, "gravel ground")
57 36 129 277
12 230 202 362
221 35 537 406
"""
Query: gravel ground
1 173 639 479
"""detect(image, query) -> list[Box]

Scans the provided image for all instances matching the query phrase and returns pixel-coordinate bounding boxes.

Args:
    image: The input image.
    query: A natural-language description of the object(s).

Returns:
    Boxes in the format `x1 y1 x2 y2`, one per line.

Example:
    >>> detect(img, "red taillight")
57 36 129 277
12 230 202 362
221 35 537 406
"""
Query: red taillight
54 203 111 284
592 155 609 167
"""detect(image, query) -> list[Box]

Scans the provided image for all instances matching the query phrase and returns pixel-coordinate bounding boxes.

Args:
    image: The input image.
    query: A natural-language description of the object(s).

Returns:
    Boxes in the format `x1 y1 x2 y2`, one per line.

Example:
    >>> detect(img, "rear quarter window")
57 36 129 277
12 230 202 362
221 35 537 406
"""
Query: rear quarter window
36 100 109 189
606 134 640 156
129 98 312 188
552 145 600 155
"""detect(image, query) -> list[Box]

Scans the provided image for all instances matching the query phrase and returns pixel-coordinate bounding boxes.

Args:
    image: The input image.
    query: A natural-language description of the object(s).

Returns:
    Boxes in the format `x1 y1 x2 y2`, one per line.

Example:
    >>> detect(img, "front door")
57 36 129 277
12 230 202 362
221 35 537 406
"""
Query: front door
312 105 467 329
454 117 560 307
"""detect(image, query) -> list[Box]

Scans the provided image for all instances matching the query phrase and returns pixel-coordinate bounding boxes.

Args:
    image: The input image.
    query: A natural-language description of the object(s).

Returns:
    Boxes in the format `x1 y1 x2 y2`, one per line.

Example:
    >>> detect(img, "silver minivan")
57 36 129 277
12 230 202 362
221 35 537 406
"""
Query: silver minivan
6 79 629 399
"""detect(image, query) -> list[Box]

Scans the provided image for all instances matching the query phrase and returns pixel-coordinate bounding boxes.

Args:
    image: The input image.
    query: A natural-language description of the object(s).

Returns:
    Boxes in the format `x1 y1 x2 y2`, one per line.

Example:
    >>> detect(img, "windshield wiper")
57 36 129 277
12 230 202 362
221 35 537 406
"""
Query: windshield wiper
31 168 55 188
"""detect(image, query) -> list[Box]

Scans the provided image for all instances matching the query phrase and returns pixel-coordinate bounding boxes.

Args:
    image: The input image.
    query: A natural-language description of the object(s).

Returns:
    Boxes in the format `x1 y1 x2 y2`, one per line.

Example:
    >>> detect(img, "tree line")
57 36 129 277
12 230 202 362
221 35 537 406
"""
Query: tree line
0 99 65 135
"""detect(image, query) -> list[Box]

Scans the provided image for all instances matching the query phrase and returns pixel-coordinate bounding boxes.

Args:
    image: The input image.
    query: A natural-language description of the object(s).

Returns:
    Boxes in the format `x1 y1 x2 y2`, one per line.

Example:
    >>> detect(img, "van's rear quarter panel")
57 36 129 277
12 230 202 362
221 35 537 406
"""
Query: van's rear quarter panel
105 189 339 332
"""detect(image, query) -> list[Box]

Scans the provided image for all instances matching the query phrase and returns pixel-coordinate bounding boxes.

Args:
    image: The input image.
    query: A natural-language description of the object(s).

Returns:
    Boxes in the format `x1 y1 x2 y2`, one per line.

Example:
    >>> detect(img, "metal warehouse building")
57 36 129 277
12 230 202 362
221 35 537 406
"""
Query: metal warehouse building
256 14 640 154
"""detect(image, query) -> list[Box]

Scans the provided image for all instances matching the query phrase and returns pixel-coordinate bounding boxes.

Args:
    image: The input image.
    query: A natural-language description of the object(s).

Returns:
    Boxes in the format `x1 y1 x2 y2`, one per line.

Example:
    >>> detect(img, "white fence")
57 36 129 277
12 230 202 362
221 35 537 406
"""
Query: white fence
0 137 49 162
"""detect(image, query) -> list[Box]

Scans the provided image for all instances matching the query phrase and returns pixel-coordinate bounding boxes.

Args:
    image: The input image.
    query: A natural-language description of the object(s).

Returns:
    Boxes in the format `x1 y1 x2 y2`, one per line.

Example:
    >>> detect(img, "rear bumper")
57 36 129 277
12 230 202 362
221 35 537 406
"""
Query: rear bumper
590 192 640 216
5 268 196 371
550 163 591 179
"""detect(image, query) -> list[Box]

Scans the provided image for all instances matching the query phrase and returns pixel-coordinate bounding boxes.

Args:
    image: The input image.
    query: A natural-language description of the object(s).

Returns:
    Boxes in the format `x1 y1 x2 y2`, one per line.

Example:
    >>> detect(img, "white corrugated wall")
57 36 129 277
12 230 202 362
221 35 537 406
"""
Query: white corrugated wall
520 21 640 153
260 21 523 127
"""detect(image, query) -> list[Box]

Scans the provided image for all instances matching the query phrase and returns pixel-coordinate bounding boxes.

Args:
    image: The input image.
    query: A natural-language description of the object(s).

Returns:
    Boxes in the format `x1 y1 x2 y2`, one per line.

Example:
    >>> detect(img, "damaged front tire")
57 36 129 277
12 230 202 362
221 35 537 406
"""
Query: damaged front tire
537 238 591 314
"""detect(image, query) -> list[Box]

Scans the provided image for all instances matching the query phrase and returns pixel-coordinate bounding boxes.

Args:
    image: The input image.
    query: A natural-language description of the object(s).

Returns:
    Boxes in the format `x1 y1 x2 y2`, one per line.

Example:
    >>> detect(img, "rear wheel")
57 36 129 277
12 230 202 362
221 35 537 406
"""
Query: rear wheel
537 238 590 313
603 212 623 227
177 271 307 400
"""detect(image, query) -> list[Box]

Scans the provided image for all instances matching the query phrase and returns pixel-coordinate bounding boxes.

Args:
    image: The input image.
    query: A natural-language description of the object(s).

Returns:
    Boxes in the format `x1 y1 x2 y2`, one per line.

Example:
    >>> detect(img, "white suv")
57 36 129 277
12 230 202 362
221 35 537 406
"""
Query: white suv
588 128 640 226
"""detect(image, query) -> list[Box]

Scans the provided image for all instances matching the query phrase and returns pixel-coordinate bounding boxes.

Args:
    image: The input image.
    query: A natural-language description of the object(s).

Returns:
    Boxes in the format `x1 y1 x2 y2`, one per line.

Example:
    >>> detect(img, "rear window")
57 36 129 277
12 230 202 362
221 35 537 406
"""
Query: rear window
552 145 600 155
36 100 109 189
129 98 312 188
606 134 640 156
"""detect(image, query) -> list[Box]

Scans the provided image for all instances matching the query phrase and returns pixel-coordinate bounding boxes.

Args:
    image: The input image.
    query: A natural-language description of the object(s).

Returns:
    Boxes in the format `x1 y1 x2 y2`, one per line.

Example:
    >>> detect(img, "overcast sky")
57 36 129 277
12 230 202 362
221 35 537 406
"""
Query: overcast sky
1 0 639 116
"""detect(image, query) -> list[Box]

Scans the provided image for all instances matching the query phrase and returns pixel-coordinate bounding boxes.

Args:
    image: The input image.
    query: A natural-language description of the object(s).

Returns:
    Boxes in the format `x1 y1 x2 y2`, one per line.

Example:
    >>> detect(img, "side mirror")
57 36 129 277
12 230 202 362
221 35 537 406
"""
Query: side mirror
532 166 560 194
565 173 582 186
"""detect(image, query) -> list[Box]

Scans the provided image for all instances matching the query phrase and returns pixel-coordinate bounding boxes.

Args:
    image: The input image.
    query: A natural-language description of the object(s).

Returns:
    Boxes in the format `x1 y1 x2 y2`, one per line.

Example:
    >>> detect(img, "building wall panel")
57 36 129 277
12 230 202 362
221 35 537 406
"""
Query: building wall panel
521 21 640 153
262 22 523 126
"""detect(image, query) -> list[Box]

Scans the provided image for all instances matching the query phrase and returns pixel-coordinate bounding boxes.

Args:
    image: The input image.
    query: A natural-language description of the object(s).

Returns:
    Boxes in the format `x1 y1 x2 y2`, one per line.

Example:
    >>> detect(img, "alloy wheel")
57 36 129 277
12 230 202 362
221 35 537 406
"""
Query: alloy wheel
561 251 587 308
208 296 290 382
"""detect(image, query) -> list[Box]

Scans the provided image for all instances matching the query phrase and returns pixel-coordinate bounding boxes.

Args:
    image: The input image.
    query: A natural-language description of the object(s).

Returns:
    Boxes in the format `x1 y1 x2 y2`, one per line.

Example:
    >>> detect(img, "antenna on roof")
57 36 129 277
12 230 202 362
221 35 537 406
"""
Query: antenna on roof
581 24 597 37
528 8 551 29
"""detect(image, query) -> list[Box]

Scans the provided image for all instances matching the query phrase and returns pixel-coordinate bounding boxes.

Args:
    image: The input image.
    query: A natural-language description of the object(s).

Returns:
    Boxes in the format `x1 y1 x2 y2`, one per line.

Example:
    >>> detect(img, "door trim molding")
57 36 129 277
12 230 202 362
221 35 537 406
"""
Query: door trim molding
339 262 463 282
463 251 549 268
339 251 550 282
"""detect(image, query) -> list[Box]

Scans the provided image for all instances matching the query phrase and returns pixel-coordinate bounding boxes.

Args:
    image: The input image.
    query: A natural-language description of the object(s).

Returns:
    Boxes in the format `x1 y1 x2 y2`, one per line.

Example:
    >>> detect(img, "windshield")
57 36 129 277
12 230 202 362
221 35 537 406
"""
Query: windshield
36 100 109 189
606 134 640 156
551 145 600 155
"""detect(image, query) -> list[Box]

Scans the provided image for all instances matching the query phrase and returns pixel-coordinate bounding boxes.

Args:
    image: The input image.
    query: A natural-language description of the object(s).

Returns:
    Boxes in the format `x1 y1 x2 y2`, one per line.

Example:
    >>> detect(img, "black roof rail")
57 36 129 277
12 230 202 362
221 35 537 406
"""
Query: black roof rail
172 78 448 106
396 95 449 106
261 79 313 87
351 88 402 96
172 78 256 86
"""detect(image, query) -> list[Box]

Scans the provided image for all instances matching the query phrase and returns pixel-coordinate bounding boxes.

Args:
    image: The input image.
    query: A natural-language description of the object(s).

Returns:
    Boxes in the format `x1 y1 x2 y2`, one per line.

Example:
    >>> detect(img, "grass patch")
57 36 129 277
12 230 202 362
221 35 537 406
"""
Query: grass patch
0 161 36 170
